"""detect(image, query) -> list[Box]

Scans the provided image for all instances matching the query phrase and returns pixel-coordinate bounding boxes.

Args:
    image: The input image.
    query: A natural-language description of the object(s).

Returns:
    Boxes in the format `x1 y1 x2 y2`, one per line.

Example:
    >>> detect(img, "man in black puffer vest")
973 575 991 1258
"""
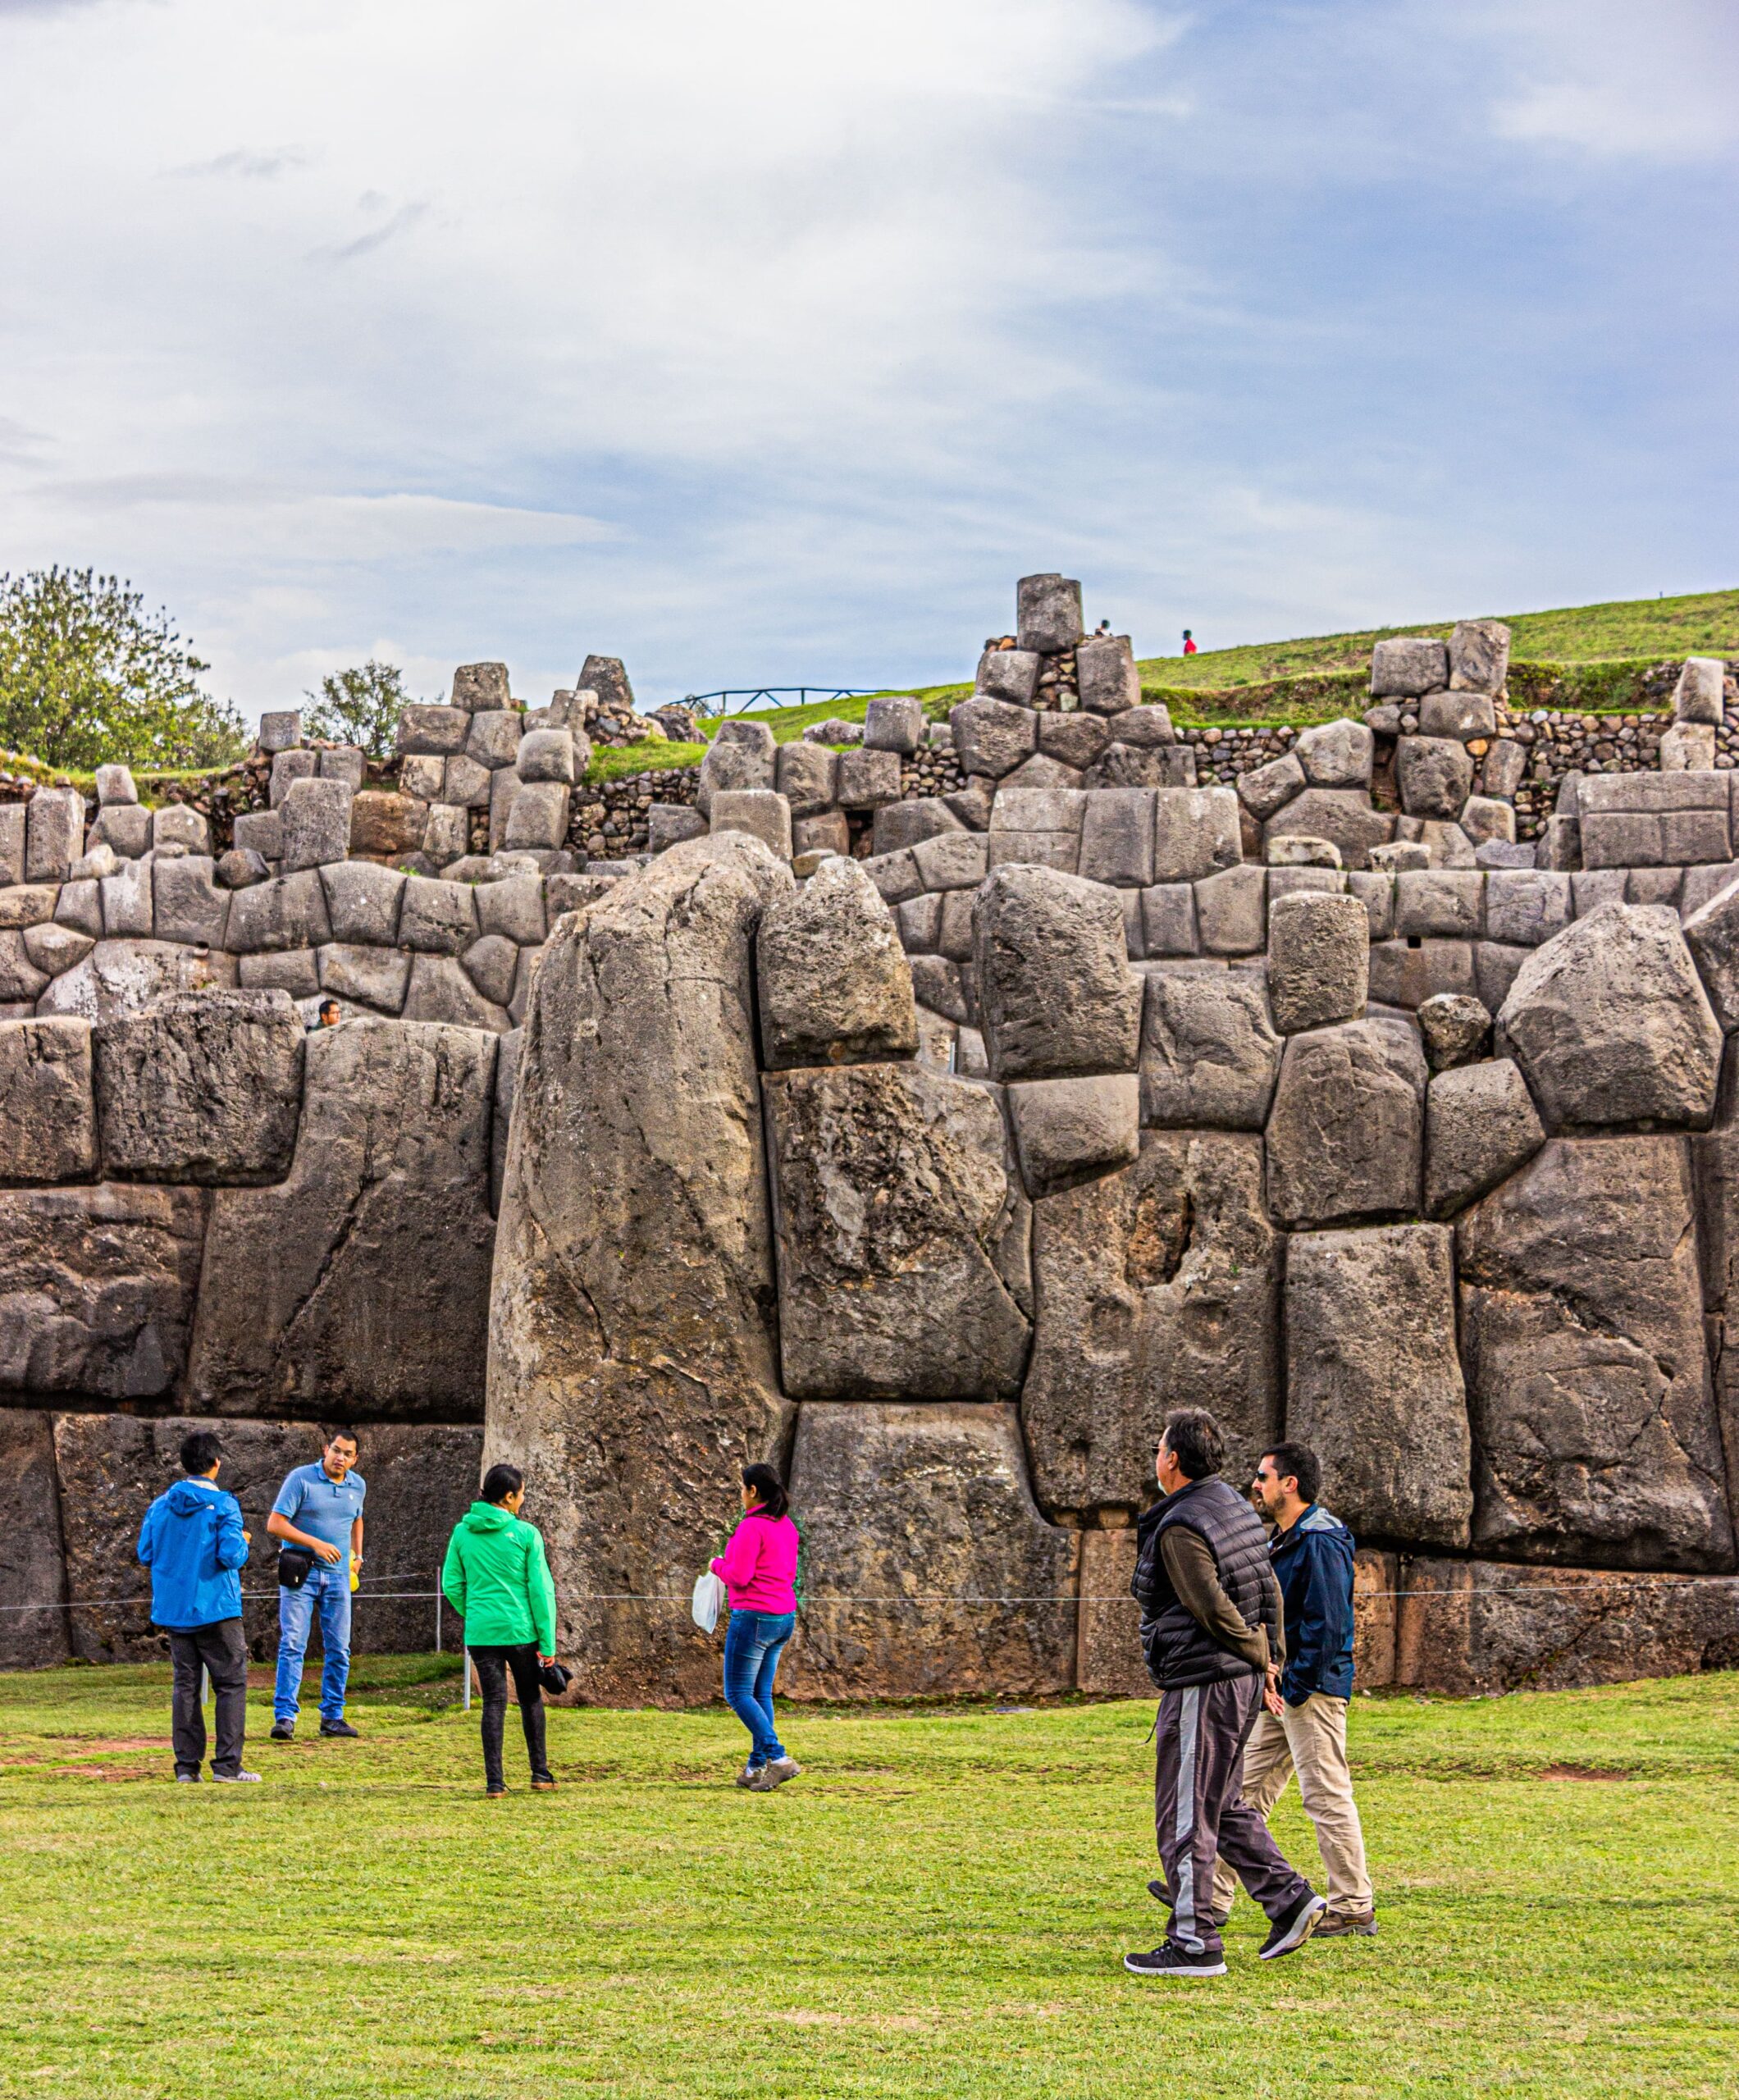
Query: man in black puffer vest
1124 1408 1326 1979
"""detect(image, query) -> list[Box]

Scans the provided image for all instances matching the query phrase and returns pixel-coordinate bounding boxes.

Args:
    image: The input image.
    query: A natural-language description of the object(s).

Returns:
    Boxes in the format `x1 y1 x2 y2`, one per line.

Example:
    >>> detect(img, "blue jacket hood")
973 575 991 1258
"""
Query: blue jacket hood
138 1477 250 1631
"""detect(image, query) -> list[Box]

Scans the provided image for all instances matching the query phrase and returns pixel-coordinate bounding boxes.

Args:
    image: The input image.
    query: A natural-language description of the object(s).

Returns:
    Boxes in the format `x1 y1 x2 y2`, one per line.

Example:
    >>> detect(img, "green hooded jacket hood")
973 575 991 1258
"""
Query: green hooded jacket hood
440 1500 558 1654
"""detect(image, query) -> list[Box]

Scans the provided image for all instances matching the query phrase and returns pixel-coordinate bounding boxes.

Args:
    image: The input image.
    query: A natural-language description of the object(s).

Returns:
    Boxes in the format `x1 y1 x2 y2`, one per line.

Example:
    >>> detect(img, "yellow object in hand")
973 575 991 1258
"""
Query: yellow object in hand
349 1553 360 1594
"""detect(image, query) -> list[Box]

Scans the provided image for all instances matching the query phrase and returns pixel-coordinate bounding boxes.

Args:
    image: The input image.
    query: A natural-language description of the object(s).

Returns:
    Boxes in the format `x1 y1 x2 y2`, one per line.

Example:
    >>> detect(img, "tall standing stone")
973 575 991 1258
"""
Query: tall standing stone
972 864 1142 1081
485 834 796 1702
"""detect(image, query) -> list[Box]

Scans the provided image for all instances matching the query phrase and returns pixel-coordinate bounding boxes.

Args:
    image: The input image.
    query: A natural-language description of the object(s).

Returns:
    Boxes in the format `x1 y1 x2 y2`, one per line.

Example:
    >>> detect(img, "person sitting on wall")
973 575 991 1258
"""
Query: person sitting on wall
136 1430 258 1784
1124 1408 1325 1980
267 1427 365 1742
441 1463 560 1797
1209 1442 1376 1938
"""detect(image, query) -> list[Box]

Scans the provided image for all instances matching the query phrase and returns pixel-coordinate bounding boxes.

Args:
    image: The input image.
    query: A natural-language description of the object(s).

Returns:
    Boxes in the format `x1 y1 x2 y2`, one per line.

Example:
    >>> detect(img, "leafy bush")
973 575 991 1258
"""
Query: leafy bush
304 660 415 761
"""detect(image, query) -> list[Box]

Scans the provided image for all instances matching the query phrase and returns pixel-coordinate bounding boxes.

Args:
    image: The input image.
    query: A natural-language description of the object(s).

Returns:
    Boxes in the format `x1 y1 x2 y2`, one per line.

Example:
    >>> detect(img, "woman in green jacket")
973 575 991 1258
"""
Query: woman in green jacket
441 1464 560 1796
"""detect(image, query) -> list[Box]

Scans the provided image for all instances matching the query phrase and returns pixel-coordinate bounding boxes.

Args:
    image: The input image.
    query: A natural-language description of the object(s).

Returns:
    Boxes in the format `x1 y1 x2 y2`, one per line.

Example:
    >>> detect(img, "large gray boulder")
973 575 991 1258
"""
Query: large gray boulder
1497 902 1722 1130
0 1018 97 1182
1681 874 1739 1032
1016 572 1084 654
187 1020 498 1420
972 864 1141 1081
0 1412 68 1667
278 776 354 874
1424 1057 1545 1219
1263 788 1394 870
1673 657 1725 726
949 697 1036 778
35 939 233 1022
1266 889 1369 1034
484 834 795 1702
1266 1018 1426 1228
93 990 304 1184
1449 619 1511 694
1235 751 1305 821
1023 1131 1280 1513
1152 788 1241 883
975 648 1041 706
1285 1225 1472 1547
1397 737 1474 819
225 872 333 955
1075 635 1140 714
152 856 230 949
321 860 406 947
1458 1136 1733 1569
1139 969 1282 1130
1006 1072 1140 1199
763 1062 1030 1399
781 1402 1078 1700
1294 719 1373 788
696 724 775 815
0 1183 208 1398
755 855 916 1069
1370 637 1449 697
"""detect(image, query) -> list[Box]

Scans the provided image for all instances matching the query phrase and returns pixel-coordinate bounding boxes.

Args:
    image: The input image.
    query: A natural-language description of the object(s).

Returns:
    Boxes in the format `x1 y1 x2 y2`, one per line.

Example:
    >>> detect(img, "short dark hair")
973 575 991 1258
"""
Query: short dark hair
1161 1408 1223 1481
319 998 340 1014
482 1463 523 1505
1263 1441 1321 1504
322 1426 358 1451
180 1430 223 1475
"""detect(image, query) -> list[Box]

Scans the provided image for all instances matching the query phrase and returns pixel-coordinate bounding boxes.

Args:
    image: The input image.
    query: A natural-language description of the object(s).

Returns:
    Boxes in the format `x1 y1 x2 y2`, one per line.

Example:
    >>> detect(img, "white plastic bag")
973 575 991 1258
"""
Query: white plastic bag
691 1569 727 1634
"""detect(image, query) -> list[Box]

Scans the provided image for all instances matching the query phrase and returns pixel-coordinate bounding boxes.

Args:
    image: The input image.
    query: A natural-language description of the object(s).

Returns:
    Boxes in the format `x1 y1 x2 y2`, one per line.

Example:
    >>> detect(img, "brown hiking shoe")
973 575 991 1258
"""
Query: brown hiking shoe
1315 1911 1378 1938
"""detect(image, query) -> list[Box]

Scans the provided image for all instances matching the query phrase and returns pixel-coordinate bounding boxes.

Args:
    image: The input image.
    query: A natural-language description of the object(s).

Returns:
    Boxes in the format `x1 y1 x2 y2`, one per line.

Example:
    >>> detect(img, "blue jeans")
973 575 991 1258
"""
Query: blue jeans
275 1564 352 1723
723 1609 794 1768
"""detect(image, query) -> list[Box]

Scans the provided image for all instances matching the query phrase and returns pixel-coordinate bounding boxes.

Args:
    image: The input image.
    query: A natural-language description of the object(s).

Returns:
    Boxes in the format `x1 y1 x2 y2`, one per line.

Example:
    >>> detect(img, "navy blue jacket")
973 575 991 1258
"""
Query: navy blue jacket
1270 1504 1356 1704
138 1477 249 1630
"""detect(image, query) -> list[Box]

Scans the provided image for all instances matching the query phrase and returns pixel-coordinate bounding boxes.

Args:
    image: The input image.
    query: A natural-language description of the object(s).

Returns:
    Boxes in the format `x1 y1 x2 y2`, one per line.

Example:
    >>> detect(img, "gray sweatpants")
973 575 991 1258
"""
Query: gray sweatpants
1153 1674 1315 1956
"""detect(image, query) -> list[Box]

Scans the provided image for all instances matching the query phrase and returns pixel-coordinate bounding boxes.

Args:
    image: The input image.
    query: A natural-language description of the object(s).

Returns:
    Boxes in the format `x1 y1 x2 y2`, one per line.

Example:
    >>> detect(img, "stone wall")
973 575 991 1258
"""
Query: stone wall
5 587 1739 1698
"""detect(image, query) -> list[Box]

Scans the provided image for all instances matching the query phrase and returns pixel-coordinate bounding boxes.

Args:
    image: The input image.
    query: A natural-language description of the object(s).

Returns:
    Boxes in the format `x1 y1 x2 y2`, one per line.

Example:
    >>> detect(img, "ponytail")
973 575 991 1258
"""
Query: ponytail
741 1463 788 1521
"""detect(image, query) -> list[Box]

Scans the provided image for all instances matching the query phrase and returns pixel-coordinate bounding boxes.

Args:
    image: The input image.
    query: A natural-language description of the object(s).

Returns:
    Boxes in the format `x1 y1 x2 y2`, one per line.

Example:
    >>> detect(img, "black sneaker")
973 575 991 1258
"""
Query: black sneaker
1259 1892 1326 1961
1124 1942 1226 1979
319 1719 359 1739
270 1721 294 1742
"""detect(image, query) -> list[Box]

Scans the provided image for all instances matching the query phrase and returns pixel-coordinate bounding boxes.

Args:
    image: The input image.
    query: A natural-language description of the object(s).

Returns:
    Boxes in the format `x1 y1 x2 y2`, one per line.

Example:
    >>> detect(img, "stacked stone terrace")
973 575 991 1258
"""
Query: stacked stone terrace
3 577 1739 1698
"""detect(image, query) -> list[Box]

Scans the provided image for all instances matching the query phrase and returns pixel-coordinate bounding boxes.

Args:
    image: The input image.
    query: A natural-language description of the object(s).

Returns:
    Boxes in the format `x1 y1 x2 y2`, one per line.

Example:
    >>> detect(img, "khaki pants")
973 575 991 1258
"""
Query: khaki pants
1212 1692 1372 1922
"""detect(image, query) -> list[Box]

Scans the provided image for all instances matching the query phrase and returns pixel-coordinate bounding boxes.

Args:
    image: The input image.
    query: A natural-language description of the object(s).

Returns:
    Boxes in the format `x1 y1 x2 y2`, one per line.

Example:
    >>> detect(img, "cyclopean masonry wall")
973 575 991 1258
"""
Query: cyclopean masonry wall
6 589 1739 1696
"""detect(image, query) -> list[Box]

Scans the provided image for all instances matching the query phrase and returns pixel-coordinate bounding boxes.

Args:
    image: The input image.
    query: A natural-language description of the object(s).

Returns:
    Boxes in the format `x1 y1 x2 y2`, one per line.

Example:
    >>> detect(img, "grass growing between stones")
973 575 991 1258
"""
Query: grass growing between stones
0 1661 1733 2098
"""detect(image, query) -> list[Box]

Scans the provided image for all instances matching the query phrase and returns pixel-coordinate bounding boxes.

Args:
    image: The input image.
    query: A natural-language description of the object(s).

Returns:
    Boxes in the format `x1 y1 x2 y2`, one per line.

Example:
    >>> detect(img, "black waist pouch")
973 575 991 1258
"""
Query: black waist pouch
277 1546 315 1591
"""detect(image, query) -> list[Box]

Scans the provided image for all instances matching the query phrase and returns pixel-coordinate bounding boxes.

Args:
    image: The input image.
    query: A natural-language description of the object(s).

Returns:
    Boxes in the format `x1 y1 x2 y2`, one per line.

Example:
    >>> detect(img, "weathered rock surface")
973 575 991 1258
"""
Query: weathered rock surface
1006 1072 1140 1200
1265 1019 1426 1228
1139 969 1282 1130
1285 1225 1473 1547
1397 737 1474 819
1371 637 1449 697
188 1020 497 1420
36 939 232 1022
764 1062 1031 1399
484 834 796 1701
0 1411 68 1667
93 990 304 1185
1266 889 1369 1034
950 698 1036 778
1424 1057 1545 1219
1497 903 1722 1130
1417 991 1490 1072
781 1402 1078 1699
1295 719 1373 788
1394 1560 1739 1695
1263 788 1394 870
756 856 917 1069
973 864 1141 1081
1457 1137 1734 1569
0 1184 208 1397
1023 1131 1280 1512
0 1018 97 1182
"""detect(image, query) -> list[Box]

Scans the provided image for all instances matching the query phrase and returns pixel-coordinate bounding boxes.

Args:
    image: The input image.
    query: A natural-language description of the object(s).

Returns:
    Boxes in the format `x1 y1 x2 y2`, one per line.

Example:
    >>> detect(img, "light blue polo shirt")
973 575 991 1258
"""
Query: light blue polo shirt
272 1462 367 1557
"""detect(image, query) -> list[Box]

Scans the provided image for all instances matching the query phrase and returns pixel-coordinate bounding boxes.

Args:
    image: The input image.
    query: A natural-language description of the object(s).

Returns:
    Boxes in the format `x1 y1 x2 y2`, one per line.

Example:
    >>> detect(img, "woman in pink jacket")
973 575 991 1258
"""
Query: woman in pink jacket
710 1463 801 1792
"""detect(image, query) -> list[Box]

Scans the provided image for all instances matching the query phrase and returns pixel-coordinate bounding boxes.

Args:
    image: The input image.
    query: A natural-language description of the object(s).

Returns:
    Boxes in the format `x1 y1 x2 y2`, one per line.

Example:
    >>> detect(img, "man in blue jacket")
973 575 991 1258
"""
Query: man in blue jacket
1210 1440 1375 1936
137 1431 258 1783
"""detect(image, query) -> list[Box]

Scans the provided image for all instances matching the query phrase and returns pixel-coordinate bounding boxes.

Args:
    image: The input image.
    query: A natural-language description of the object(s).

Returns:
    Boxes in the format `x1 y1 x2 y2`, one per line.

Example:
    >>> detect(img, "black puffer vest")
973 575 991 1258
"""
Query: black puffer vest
1131 1476 1279 1690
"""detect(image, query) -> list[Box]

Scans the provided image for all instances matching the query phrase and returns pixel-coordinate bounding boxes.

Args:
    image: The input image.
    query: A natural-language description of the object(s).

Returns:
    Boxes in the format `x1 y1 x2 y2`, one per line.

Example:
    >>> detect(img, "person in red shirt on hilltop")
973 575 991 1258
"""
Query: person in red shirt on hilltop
710 1463 802 1792
1182 630 1198 655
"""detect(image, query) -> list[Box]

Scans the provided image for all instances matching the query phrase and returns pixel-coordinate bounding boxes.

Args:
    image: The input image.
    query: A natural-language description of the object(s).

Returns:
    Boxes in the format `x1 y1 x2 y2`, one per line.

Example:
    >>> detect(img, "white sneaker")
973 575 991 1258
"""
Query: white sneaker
212 1769 262 1784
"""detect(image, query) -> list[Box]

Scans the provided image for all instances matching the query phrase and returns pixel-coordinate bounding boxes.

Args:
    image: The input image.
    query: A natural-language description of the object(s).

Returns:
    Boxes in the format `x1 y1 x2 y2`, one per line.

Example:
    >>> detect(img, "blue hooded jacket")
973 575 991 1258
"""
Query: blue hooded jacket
137 1477 250 1630
1270 1504 1357 1705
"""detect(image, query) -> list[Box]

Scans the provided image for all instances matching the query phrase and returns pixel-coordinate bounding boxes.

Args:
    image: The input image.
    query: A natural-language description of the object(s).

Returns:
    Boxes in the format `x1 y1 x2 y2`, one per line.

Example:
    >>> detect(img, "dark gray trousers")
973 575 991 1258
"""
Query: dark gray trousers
168 1618 249 1778
1153 1673 1314 1956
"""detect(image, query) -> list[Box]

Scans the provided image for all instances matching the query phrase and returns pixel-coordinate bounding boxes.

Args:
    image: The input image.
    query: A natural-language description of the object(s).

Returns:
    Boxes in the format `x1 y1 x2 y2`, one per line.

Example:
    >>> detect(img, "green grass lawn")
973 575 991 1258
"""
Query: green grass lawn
0 1660 1733 2098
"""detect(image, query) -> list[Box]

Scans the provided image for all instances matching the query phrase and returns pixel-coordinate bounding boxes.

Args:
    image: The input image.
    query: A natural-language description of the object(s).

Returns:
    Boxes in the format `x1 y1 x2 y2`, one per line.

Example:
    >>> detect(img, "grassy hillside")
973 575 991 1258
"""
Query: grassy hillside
1139 588 1739 692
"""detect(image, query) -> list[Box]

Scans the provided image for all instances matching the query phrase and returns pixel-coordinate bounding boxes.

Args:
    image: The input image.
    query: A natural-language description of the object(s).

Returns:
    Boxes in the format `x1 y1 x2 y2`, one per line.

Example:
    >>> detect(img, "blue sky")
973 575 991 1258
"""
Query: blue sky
0 0 1734 724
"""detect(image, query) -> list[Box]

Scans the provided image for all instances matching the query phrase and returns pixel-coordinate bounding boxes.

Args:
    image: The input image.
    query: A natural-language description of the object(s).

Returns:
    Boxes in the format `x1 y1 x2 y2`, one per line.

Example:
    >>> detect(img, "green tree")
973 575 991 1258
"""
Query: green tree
304 660 413 762
0 567 246 770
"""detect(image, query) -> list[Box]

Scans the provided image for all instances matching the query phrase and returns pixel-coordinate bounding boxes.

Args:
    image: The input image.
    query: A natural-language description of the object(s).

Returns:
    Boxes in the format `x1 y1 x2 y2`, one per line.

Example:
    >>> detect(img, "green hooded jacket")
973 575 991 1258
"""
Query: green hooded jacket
440 1502 558 1653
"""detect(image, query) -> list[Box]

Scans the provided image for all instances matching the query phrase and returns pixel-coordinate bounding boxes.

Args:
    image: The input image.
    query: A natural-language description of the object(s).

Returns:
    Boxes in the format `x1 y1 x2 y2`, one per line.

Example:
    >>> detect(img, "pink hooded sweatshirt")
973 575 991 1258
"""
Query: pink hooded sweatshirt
710 1508 799 1614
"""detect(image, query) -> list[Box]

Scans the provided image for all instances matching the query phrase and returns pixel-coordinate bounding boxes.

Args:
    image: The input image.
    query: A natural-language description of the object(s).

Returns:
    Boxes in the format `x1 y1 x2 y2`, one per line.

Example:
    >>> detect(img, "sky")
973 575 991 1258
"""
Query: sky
0 0 1735 724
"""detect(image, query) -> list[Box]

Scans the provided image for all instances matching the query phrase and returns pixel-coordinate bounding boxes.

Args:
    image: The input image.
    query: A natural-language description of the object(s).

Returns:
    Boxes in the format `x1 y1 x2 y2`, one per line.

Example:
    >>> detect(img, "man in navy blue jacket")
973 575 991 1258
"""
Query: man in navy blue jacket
1210 1441 1375 1935
137 1431 258 1783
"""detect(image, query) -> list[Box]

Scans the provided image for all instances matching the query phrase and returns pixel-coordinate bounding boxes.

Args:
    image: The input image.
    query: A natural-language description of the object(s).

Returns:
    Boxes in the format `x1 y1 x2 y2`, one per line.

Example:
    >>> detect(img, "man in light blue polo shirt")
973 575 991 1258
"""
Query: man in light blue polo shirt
267 1427 366 1741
